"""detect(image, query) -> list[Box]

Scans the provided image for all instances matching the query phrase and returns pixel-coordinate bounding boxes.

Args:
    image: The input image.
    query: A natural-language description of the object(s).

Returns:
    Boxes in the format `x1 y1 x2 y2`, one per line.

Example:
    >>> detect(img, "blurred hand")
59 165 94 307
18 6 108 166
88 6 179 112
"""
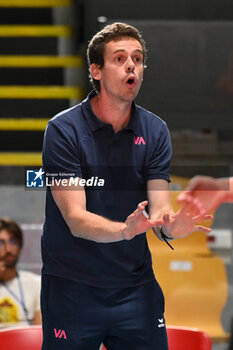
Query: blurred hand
177 176 228 215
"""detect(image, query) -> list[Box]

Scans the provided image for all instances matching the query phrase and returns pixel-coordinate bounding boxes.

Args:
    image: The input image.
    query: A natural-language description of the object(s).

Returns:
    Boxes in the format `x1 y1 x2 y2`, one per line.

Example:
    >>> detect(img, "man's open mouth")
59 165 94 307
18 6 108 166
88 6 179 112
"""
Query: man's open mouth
126 77 135 85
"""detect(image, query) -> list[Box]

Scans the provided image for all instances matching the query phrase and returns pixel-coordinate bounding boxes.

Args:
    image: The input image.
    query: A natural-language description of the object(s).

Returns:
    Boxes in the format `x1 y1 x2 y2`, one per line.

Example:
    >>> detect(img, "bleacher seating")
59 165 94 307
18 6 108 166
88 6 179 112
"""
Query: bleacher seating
0 0 85 167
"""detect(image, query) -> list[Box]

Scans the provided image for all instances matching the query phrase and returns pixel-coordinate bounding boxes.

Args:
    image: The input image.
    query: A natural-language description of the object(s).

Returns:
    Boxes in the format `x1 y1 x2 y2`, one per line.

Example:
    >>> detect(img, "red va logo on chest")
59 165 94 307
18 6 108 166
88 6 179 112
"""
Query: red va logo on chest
134 136 146 145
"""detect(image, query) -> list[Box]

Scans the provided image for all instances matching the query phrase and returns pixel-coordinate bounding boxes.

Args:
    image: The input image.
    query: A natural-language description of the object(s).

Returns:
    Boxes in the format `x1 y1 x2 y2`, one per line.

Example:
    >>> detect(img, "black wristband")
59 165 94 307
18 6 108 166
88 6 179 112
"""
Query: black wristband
160 227 173 240
160 227 174 250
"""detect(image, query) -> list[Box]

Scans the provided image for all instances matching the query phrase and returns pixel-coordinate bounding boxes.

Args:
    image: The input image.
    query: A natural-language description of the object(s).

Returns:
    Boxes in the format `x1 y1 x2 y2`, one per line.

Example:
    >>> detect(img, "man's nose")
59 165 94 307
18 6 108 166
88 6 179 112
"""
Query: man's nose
126 58 135 72
5 242 13 251
3 243 10 254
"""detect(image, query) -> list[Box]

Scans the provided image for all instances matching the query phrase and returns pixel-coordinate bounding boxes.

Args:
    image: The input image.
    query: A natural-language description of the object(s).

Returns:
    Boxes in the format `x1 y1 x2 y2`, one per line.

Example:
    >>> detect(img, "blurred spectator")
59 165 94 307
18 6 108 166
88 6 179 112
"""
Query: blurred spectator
0 218 41 328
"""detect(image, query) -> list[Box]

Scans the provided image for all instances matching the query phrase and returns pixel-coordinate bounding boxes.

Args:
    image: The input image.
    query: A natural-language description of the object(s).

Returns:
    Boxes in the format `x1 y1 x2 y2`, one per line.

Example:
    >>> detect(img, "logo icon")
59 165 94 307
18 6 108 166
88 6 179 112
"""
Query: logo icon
134 136 146 145
157 318 165 328
54 328 67 340
26 168 45 188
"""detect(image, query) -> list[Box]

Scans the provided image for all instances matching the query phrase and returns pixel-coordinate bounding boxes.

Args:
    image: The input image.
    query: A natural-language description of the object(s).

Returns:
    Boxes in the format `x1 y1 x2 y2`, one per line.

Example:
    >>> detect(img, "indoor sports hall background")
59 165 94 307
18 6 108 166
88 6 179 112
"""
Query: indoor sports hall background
0 1 232 349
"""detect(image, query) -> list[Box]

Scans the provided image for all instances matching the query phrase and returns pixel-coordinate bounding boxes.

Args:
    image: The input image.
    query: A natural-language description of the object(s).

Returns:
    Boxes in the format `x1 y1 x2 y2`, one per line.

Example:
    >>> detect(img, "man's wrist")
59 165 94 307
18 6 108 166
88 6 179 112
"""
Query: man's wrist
120 224 128 240
160 226 173 241
160 226 174 250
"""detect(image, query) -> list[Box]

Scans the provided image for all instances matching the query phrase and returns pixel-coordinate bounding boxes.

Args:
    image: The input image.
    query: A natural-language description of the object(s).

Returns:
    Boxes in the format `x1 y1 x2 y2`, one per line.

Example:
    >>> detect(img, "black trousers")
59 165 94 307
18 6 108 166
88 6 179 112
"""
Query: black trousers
41 274 168 350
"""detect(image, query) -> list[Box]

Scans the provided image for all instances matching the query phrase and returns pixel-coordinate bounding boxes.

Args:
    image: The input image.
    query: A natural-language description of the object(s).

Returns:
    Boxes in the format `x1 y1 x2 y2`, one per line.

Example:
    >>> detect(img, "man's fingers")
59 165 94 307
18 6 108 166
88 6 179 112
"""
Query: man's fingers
162 213 170 222
128 213 135 220
136 201 149 218
177 193 206 216
195 225 212 233
179 199 205 217
141 200 148 207
137 201 148 213
149 219 165 227
138 201 148 209
177 192 192 203
192 214 213 221
203 214 213 220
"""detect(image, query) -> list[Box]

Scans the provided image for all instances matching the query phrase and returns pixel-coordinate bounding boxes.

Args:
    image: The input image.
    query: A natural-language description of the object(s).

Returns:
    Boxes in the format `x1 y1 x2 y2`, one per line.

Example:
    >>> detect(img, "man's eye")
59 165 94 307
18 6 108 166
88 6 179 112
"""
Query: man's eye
115 57 123 62
134 57 142 63
9 238 18 246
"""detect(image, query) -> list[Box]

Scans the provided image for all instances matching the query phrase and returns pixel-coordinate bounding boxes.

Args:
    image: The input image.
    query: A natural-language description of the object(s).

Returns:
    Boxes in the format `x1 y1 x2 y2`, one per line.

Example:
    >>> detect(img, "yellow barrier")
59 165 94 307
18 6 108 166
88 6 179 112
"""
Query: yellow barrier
0 55 83 67
0 119 49 130
0 0 71 7
0 86 84 99
0 25 72 37
0 152 42 166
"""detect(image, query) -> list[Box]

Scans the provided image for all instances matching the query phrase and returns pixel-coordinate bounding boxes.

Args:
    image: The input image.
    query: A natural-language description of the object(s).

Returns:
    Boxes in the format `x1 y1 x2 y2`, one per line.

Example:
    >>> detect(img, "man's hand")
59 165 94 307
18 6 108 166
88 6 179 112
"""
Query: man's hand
121 201 165 240
161 208 213 239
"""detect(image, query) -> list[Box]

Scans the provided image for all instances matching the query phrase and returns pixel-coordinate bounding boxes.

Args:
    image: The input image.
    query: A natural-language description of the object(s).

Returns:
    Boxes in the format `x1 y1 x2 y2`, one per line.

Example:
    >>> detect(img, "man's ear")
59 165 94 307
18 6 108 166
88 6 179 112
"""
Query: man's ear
90 63 102 81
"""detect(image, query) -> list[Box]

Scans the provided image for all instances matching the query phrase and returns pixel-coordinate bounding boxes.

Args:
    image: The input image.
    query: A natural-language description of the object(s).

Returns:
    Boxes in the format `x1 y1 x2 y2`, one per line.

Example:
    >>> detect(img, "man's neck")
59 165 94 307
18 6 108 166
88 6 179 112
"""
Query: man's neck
91 92 132 133
0 268 17 283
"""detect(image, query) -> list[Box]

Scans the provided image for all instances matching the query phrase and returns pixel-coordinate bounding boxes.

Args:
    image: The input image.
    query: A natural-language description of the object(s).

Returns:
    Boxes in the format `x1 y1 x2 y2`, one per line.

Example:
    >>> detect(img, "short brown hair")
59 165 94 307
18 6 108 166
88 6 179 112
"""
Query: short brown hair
0 218 23 248
87 22 147 92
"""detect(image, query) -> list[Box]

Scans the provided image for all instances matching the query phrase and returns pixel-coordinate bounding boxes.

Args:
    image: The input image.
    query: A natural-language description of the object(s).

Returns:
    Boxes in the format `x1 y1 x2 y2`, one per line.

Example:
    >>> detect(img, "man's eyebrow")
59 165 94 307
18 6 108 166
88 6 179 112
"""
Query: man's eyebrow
112 49 143 55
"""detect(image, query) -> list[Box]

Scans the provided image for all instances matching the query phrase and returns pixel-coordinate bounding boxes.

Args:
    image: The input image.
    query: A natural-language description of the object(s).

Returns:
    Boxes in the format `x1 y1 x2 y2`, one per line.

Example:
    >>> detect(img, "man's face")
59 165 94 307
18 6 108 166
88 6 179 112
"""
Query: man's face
94 37 144 102
0 229 21 268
